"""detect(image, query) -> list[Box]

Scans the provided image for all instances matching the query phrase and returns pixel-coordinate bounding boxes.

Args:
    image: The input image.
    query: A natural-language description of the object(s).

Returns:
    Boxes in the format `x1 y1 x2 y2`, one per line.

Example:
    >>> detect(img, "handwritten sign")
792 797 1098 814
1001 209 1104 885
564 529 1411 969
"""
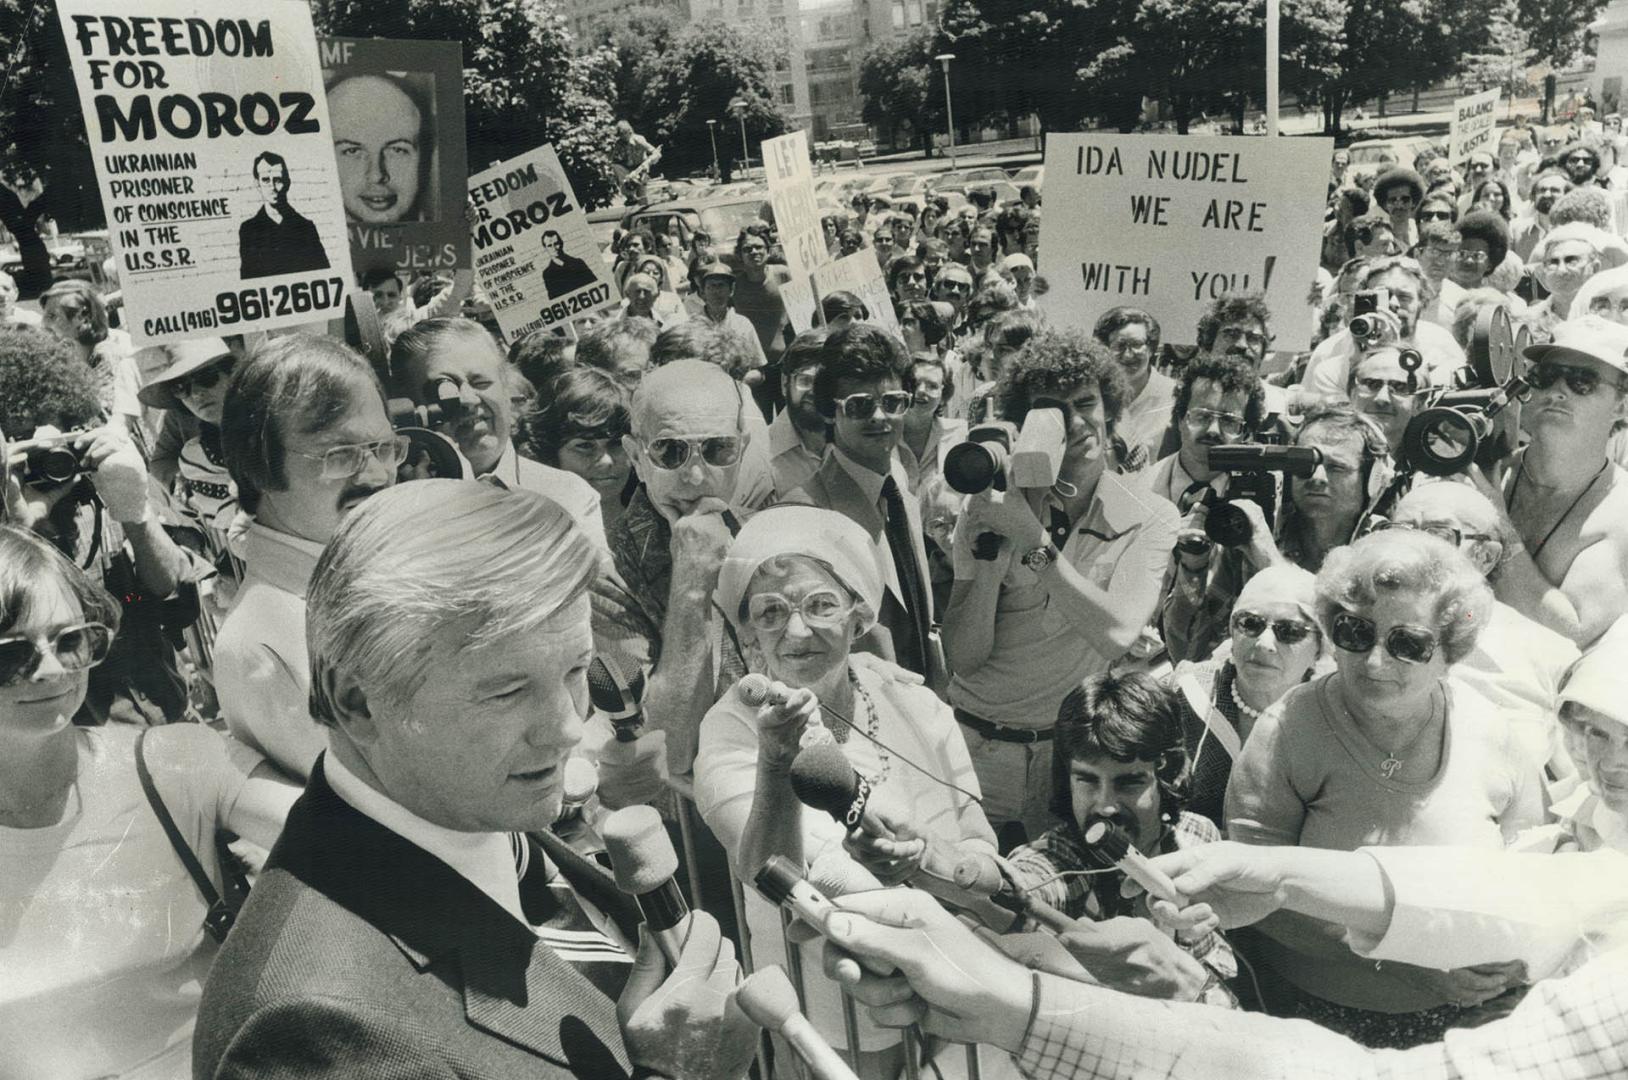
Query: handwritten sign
763 130 827 280
319 37 468 278
1448 89 1501 165
1036 134 1331 352
468 144 618 343
812 251 901 337
56 0 353 344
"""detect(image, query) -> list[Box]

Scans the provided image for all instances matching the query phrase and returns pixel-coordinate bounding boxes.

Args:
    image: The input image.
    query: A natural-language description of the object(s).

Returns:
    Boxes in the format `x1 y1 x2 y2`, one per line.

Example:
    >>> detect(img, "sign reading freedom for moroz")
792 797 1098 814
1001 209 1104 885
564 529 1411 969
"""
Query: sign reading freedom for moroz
1449 88 1501 165
56 0 352 345
1037 134 1331 351
468 144 618 343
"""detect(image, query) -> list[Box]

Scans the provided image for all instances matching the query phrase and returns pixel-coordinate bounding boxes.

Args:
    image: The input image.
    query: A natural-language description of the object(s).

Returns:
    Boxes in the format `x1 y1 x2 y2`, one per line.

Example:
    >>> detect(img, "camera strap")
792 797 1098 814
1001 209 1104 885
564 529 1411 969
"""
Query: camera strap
133 729 244 944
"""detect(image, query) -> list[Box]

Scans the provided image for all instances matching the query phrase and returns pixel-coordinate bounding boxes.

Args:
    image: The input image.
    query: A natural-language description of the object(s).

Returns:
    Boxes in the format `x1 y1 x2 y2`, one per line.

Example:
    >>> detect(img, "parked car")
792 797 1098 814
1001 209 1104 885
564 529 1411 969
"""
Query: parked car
619 193 768 251
1009 164 1044 189
1345 136 1436 182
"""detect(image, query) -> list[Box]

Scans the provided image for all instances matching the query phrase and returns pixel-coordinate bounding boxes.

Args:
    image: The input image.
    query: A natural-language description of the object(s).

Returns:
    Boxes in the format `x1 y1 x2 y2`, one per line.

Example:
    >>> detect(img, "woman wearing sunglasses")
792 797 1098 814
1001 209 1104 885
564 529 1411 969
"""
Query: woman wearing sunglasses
1169 565 1324 831
138 337 239 562
0 525 298 1080
694 505 994 1080
1226 528 1543 1050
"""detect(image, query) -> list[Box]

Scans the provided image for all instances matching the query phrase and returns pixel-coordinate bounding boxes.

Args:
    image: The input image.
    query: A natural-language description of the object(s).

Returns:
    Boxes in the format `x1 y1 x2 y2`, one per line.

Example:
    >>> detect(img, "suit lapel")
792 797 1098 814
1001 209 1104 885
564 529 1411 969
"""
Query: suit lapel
275 759 632 1074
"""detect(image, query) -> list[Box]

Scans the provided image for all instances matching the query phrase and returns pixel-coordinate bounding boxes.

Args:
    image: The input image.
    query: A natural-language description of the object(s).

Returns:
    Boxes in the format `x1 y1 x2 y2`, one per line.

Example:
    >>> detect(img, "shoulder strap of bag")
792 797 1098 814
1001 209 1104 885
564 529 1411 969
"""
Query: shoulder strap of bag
1177 672 1243 760
134 728 237 944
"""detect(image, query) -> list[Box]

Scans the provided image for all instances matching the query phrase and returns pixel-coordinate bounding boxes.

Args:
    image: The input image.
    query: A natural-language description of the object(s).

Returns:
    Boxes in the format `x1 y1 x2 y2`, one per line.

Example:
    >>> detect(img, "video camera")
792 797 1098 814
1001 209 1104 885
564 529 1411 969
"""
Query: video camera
1181 445 1324 551
1349 288 1404 349
942 403 1067 496
1398 305 1528 478
387 377 470 481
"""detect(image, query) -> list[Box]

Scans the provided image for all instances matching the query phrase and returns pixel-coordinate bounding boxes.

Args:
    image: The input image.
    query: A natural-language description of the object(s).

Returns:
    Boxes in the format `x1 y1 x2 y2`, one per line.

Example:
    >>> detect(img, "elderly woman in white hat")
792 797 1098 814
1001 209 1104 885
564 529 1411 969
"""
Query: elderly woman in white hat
140 337 239 554
1534 616 1628 853
694 504 994 1080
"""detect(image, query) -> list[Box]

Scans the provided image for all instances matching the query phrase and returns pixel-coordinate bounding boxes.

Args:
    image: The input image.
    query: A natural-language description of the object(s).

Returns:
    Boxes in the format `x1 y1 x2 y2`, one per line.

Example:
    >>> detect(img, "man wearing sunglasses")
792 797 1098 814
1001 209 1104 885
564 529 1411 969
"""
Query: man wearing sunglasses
1557 142 1605 189
1472 316 1628 648
214 336 401 779
787 323 940 686
0 327 204 727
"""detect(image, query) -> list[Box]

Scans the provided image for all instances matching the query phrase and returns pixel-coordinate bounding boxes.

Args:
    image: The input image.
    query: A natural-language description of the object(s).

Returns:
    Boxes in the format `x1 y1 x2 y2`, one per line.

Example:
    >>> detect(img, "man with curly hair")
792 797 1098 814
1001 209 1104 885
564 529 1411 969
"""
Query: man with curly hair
941 328 1180 844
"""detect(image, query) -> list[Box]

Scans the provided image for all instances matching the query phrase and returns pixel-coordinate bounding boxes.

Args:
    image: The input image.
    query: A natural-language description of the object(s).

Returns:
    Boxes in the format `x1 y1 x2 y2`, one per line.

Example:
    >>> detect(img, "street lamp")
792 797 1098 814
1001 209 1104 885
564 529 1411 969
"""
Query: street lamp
728 96 750 179
935 53 957 166
706 118 721 180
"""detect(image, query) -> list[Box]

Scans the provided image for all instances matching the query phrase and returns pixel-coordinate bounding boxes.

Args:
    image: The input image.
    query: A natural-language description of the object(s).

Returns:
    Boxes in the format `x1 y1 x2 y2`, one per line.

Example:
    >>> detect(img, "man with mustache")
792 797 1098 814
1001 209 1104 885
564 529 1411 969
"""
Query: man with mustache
215 336 402 778
1511 170 1572 262
385 317 605 551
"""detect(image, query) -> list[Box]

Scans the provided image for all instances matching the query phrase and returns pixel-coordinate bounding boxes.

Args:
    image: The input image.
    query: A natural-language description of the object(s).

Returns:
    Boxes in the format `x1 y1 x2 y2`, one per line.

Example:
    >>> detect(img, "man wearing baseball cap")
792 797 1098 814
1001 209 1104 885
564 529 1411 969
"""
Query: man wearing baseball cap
694 261 766 371
1478 315 1628 647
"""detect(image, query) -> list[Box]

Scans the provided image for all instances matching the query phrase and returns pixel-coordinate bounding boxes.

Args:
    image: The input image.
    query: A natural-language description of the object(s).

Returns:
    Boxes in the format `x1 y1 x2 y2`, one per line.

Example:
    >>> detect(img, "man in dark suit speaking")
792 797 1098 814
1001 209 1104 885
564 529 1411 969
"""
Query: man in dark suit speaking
192 480 761 1079
238 151 331 280
542 228 599 298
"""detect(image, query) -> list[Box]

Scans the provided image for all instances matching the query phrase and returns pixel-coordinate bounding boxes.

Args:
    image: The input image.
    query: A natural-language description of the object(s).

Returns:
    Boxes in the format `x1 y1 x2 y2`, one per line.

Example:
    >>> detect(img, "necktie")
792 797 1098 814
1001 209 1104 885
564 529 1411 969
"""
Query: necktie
880 474 931 674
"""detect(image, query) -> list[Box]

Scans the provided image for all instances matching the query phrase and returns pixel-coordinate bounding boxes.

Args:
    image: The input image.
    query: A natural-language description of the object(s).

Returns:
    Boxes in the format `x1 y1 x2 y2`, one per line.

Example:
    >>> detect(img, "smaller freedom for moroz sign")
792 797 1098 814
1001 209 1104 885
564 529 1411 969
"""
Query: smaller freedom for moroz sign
56 0 352 345
468 145 618 343
1037 134 1332 352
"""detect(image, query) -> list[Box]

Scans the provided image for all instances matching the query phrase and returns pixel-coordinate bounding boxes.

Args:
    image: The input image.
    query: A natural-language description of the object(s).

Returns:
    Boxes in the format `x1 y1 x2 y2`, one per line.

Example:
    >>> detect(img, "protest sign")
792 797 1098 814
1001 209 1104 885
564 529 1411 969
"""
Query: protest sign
56 0 353 344
468 144 618 343
812 251 901 337
763 130 827 280
782 276 818 334
1037 134 1332 352
1449 88 1501 165
318 37 468 278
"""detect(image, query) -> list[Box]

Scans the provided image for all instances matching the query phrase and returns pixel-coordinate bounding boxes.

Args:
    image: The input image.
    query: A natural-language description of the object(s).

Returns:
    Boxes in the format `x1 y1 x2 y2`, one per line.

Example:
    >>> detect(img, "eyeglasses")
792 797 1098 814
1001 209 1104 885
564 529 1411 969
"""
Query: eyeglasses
1352 376 1421 398
1383 194 1418 209
1330 610 1438 664
789 371 817 393
1230 611 1317 645
833 390 912 419
1215 326 1269 351
643 434 743 470
1565 153 1595 165
1417 210 1454 223
1181 408 1247 437
1110 341 1152 357
174 360 234 397
741 244 769 254
0 622 112 687
746 589 854 633
290 435 411 480
1372 519 1495 547
1528 362 1620 397
1454 249 1489 266
935 280 972 296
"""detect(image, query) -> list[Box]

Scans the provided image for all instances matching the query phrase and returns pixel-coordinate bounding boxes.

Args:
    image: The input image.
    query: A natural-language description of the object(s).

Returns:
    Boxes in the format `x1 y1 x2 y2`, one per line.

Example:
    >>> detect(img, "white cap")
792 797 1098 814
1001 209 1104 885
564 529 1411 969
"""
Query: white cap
1523 315 1628 378
1559 616 1628 726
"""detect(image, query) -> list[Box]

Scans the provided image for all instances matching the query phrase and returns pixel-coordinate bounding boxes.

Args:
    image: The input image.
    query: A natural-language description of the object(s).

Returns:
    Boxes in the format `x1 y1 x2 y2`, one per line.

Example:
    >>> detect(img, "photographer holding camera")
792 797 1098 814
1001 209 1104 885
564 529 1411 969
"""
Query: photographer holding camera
1299 257 1466 403
0 327 204 725
942 329 1180 843
1154 355 1275 665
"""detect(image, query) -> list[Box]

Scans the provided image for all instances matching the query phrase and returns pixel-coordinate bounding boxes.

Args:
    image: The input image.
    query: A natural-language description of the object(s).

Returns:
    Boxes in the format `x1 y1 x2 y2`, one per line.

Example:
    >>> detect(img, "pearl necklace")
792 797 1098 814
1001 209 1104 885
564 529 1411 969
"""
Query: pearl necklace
1229 678 1262 721
846 668 892 786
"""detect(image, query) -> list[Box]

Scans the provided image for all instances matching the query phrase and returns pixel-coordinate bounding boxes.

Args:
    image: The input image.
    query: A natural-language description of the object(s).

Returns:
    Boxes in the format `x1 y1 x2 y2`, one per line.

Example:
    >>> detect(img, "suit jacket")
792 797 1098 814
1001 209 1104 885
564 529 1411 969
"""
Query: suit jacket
193 758 644 1079
543 253 599 299
239 205 330 280
787 452 945 689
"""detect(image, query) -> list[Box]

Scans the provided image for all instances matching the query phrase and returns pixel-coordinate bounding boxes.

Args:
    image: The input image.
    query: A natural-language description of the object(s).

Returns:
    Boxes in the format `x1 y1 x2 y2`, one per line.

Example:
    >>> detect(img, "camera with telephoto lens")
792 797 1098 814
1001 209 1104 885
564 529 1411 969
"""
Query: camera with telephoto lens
387 377 470 481
1349 288 1404 349
21 435 91 490
1398 305 1528 478
943 403 1067 496
1179 445 1325 552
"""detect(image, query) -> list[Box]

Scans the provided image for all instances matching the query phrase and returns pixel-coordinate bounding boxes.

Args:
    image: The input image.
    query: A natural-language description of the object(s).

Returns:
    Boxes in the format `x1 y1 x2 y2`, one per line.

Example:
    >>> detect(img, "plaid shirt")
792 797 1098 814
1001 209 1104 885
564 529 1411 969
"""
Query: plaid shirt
1013 945 1628 1079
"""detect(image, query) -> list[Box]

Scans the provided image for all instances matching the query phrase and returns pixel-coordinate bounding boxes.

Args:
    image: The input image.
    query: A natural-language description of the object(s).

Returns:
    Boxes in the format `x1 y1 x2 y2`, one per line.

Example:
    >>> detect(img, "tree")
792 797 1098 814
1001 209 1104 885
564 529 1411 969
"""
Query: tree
1515 0 1608 121
312 0 623 208
636 19 787 181
580 5 683 136
1463 0 1535 100
857 30 942 153
935 0 1101 134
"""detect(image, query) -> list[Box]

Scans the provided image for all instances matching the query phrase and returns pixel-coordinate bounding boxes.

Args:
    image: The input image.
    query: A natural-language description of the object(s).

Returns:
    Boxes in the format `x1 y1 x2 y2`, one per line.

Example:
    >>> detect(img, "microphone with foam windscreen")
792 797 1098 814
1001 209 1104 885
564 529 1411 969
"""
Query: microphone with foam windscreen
601 805 689 964
1082 820 1185 906
737 672 787 708
736 966 862 1080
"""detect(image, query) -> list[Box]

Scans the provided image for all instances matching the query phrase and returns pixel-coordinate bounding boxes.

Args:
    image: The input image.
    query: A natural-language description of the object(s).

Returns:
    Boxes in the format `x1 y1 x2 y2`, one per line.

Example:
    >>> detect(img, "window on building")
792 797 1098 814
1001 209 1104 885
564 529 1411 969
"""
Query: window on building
780 84 796 105
891 2 904 29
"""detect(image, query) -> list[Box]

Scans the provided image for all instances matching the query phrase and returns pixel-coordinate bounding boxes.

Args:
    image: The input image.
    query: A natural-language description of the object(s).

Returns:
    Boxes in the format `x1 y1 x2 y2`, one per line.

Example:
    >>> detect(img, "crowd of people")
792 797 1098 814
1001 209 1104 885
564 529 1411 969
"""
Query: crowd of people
4 105 1628 1080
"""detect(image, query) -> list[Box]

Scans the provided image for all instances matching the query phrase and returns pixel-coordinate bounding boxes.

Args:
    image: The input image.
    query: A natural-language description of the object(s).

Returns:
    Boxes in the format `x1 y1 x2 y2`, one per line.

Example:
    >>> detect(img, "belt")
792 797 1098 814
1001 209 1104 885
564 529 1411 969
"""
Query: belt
954 708 1054 744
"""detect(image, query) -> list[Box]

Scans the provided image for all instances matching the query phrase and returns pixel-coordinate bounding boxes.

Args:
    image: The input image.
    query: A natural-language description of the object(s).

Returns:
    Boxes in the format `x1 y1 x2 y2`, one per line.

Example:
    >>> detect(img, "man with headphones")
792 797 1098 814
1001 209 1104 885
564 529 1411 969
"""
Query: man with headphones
1263 401 1395 574
1004 671 1239 1006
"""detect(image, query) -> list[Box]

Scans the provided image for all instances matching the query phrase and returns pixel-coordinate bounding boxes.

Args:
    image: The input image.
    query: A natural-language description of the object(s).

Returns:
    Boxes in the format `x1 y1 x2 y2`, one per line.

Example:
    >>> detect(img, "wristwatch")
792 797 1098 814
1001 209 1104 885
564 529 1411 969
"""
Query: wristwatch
1020 542 1060 572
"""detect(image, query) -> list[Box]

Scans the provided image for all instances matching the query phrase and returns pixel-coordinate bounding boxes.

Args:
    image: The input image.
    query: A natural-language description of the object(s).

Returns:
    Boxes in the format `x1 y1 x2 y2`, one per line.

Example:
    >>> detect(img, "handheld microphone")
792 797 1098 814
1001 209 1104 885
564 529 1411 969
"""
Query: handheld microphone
601 805 689 964
736 966 862 1080
588 656 645 743
1081 821 1185 906
737 673 787 708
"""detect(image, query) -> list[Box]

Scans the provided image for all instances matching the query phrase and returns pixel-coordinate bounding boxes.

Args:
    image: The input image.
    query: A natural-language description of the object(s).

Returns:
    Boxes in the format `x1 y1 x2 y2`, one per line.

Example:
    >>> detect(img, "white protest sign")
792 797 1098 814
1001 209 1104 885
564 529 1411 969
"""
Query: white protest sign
468 145 619 344
1037 134 1332 352
811 251 901 337
57 0 353 344
764 130 827 280
782 276 818 334
1449 88 1501 165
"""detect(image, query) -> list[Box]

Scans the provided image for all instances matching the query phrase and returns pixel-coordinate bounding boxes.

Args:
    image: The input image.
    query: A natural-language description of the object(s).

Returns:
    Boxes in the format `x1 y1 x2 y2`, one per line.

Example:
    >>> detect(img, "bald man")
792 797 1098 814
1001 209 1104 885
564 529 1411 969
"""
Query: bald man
1386 481 1579 778
590 360 753 778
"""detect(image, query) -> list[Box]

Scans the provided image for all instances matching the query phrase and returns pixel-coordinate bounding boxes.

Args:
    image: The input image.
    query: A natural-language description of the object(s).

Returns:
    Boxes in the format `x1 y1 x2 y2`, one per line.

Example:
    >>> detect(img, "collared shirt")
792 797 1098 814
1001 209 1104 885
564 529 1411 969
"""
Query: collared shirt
699 305 768 369
896 416 966 500
487 442 608 553
831 445 914 608
214 521 328 779
1117 369 1178 462
768 408 825 498
1148 450 1219 508
948 471 1180 727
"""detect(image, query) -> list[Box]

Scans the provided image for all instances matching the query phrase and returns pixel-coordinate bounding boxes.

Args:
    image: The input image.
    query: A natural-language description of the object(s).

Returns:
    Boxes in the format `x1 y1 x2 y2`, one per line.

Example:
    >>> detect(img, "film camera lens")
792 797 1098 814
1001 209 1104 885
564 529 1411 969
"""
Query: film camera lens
1399 306 1527 478
22 443 89 489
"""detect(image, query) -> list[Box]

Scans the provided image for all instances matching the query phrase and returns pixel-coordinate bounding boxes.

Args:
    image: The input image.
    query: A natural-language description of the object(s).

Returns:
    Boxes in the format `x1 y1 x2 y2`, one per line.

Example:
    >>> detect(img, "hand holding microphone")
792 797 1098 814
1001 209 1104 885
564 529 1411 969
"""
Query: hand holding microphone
737 674 828 769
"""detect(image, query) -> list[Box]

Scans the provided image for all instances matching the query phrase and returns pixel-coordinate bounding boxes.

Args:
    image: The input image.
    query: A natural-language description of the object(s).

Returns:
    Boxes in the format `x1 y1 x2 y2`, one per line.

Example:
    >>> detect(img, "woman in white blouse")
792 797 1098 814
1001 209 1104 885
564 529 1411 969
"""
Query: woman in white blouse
695 505 995 1080
0 525 297 1080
